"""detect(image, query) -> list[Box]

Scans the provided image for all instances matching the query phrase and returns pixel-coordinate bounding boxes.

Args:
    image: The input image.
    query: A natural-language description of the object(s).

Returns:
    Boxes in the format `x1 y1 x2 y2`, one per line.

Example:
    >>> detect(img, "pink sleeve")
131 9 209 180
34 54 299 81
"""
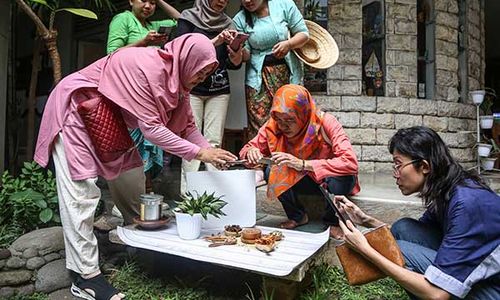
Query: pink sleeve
239 126 271 159
309 114 359 179
138 120 201 161
183 122 211 149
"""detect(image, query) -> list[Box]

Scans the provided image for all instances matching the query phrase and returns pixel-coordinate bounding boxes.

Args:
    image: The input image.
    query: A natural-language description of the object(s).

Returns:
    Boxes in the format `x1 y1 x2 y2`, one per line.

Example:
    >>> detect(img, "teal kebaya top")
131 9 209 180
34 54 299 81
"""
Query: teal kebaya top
233 0 309 92
107 10 177 54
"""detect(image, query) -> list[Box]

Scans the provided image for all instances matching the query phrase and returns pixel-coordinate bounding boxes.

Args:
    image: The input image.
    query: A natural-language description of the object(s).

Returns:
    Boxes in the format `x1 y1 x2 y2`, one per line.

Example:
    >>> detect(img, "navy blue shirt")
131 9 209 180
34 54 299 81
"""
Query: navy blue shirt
420 182 500 298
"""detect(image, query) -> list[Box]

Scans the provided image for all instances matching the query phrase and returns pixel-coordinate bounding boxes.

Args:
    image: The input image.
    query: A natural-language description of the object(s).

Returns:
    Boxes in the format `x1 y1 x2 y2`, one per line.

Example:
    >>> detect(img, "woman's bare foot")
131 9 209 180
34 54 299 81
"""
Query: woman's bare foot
279 214 308 229
329 225 344 239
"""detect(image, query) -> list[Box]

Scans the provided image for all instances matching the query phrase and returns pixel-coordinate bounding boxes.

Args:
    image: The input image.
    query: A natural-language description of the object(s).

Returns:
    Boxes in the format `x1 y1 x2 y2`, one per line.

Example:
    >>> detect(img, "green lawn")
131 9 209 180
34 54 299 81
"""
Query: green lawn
9 261 408 300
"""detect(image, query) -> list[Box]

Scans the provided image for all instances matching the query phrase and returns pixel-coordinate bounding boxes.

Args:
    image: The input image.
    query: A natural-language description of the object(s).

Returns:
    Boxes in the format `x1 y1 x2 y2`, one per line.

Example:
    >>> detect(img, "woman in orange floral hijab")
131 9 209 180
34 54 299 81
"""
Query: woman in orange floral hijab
240 84 360 238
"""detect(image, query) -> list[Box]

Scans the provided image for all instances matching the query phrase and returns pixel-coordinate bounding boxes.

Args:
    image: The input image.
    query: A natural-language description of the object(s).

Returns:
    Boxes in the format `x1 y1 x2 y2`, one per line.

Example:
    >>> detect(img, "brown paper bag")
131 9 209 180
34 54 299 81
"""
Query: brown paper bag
336 225 405 285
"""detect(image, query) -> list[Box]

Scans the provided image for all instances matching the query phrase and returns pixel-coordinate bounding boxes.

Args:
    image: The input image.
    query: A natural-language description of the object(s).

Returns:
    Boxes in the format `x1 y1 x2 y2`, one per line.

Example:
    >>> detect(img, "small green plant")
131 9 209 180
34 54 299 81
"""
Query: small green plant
0 161 60 247
174 191 227 220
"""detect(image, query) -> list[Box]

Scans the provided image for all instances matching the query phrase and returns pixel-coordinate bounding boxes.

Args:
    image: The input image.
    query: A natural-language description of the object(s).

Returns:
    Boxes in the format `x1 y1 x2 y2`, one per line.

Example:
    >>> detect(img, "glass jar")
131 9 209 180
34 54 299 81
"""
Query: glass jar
140 194 163 221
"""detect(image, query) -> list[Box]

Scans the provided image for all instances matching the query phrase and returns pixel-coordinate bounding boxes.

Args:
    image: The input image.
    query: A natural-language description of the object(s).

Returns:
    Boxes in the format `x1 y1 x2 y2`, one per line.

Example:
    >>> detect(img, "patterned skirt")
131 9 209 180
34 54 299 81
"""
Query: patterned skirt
245 64 290 140
129 128 163 178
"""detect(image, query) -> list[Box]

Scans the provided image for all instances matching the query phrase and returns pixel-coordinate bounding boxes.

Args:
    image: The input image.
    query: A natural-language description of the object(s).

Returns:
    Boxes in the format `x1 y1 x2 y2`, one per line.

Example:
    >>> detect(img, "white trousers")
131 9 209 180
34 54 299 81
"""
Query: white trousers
52 134 144 275
180 93 230 194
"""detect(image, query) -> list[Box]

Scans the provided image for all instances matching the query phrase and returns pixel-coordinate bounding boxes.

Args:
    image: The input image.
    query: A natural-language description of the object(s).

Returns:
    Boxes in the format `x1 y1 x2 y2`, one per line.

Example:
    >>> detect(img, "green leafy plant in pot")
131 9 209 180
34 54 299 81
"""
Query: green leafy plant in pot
174 191 227 240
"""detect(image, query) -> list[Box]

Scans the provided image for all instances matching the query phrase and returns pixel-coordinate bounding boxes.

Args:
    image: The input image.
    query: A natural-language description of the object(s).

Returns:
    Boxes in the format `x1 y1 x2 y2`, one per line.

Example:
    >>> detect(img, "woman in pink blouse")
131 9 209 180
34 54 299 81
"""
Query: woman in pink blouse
240 84 360 239
34 34 236 300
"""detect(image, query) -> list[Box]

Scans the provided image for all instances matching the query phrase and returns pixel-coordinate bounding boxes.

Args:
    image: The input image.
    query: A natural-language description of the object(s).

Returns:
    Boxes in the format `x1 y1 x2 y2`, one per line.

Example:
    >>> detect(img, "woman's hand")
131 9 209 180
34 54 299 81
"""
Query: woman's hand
334 196 385 228
245 147 263 165
196 148 237 167
338 220 372 255
212 29 236 47
139 31 168 47
227 44 243 66
272 40 291 59
271 152 302 170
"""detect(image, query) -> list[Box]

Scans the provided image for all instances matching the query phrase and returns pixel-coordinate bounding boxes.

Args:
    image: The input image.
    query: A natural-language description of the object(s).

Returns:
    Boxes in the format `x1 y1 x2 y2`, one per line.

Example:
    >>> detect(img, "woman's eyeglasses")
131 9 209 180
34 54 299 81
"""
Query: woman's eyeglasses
392 159 420 176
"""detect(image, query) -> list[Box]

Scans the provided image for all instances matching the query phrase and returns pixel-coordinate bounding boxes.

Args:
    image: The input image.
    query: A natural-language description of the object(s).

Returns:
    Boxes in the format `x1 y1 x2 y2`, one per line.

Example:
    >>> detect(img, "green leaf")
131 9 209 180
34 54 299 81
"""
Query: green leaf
39 208 53 223
52 213 61 223
48 195 58 204
56 8 98 19
35 199 47 209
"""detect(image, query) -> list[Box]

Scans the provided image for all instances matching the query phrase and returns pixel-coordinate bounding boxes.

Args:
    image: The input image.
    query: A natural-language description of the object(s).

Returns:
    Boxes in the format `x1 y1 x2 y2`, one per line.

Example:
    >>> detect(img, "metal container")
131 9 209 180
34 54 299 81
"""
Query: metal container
140 194 163 221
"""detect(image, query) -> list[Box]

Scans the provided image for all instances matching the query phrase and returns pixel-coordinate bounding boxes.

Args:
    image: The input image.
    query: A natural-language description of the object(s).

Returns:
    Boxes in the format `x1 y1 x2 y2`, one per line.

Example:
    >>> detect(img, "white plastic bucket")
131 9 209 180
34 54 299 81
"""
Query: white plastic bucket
481 158 496 171
477 143 492 157
480 115 494 129
470 90 486 105
175 212 202 240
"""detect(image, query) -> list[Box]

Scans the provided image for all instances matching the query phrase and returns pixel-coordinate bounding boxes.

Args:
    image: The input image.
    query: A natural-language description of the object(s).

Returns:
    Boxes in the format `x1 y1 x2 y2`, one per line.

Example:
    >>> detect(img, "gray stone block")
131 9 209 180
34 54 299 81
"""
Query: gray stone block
10 227 64 257
0 270 32 286
344 128 377 144
0 249 10 260
376 129 398 145
362 145 393 162
394 114 422 129
377 97 410 113
22 248 38 259
409 98 437 115
35 259 71 293
6 256 25 269
26 257 46 270
360 113 394 129
423 116 448 132
329 111 360 127
341 96 376 111
43 253 61 263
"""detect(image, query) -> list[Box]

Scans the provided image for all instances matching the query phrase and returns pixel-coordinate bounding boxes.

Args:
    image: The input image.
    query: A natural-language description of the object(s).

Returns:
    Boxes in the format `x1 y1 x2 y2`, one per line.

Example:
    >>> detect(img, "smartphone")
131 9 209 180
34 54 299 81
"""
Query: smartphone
258 157 275 165
318 185 352 224
157 25 174 35
229 33 249 51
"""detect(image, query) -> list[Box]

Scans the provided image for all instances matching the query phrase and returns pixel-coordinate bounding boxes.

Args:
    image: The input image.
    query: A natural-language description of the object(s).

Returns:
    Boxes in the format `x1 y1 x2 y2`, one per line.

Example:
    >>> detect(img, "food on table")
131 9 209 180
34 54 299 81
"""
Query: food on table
208 236 237 247
203 234 228 243
255 235 276 253
268 230 284 241
240 228 262 244
224 224 242 237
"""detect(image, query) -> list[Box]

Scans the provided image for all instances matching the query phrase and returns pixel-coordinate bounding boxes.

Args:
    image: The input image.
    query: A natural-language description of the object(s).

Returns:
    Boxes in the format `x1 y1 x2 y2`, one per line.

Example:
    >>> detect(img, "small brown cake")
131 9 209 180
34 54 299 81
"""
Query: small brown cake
240 228 262 244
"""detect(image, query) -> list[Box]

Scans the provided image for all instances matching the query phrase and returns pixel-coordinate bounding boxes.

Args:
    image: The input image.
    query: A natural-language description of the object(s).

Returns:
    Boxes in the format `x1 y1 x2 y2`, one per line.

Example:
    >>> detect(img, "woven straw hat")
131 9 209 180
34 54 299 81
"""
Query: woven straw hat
293 20 339 69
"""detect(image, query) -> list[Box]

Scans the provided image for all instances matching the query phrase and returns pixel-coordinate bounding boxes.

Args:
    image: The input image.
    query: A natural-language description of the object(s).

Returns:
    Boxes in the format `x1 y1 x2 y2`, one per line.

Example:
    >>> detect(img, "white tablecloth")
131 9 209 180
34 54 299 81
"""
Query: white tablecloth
117 224 329 277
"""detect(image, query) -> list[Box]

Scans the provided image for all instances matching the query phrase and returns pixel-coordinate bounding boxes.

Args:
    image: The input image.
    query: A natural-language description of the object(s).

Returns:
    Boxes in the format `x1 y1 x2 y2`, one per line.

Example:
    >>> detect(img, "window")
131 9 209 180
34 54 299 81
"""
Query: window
303 0 328 93
362 0 385 96
417 0 435 99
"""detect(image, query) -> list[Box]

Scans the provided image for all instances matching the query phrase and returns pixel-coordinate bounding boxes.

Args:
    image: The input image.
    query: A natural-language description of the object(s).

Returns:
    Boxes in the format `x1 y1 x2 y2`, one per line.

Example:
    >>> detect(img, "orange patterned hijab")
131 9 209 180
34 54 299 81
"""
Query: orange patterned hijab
265 84 324 198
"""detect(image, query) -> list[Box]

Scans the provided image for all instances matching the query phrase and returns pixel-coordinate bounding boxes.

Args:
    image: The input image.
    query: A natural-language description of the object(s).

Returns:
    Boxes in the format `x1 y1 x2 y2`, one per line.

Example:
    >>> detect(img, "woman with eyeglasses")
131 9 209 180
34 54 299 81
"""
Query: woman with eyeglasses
334 126 500 300
239 84 360 239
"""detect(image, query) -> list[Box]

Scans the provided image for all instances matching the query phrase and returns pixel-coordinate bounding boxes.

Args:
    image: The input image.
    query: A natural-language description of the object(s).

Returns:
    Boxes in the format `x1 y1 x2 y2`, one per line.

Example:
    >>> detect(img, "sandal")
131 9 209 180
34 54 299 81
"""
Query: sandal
279 215 308 229
70 273 124 300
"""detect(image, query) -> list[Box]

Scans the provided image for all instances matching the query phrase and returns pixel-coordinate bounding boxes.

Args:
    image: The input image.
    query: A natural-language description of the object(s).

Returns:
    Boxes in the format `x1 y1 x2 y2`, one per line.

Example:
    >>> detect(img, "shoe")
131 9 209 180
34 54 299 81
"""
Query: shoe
279 214 308 229
111 205 123 219
71 273 125 300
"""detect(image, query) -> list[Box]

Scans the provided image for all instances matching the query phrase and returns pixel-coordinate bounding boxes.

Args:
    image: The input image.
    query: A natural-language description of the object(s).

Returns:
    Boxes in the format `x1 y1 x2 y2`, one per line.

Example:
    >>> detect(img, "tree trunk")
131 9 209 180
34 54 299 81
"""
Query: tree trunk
43 30 62 84
26 37 42 161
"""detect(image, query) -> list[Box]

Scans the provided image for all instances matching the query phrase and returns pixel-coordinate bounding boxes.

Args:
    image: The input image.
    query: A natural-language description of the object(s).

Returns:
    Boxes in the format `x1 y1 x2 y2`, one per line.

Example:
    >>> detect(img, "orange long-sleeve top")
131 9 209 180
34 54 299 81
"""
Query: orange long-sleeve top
240 113 361 195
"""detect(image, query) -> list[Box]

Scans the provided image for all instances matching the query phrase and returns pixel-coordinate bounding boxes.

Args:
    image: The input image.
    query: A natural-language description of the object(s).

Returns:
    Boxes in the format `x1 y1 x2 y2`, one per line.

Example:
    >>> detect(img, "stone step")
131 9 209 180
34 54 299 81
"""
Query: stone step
256 173 425 225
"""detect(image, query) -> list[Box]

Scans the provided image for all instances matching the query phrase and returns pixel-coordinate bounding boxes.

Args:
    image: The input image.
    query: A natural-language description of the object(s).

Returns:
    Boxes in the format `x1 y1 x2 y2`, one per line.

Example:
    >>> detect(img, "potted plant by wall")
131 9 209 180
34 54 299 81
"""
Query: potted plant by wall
481 139 500 171
174 191 227 240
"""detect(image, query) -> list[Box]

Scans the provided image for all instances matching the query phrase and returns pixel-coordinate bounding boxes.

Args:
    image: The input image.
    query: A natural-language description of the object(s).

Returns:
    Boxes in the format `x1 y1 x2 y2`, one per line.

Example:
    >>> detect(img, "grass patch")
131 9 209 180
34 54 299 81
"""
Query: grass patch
300 264 409 300
7 262 408 300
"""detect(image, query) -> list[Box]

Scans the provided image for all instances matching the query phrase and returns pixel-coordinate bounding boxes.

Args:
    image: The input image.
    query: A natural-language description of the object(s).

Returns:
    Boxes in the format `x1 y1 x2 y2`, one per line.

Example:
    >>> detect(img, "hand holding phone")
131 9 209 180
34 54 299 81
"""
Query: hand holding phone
157 25 173 35
318 185 352 225
229 33 249 51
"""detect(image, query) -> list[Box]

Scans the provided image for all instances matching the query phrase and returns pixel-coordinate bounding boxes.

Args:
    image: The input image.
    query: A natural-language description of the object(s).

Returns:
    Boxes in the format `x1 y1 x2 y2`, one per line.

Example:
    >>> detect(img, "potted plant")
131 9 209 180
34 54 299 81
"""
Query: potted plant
481 139 500 171
174 191 227 240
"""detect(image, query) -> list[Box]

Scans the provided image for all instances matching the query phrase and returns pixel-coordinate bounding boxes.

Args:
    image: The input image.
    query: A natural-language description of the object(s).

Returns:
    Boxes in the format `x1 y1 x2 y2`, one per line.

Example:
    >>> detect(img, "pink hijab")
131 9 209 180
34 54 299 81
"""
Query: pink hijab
91 33 218 127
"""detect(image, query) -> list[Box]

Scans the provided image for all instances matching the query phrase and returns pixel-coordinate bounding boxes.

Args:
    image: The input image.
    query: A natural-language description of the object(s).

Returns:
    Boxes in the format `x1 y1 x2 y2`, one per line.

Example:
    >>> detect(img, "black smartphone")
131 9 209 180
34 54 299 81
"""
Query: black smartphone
229 33 249 51
318 185 352 224
157 25 173 35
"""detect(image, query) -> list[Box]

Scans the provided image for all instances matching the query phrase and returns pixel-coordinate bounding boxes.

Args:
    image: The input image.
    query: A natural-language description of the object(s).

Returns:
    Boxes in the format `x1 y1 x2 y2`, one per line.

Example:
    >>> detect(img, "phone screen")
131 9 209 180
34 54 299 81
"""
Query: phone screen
230 33 249 51
158 26 173 35
318 185 352 224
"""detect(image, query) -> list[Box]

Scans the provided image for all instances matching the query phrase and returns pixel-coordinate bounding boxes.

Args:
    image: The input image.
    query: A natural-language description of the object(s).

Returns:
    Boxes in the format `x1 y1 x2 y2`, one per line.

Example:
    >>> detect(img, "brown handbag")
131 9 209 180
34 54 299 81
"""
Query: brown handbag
335 224 405 285
77 96 134 162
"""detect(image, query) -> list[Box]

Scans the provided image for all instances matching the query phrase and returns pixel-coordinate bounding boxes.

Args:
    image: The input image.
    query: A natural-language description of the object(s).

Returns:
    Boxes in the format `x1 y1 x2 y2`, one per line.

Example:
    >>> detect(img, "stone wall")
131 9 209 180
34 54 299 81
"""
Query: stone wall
316 95 477 172
316 0 484 170
385 0 418 97
328 0 363 96
467 0 485 92
0 227 70 298
435 0 460 101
